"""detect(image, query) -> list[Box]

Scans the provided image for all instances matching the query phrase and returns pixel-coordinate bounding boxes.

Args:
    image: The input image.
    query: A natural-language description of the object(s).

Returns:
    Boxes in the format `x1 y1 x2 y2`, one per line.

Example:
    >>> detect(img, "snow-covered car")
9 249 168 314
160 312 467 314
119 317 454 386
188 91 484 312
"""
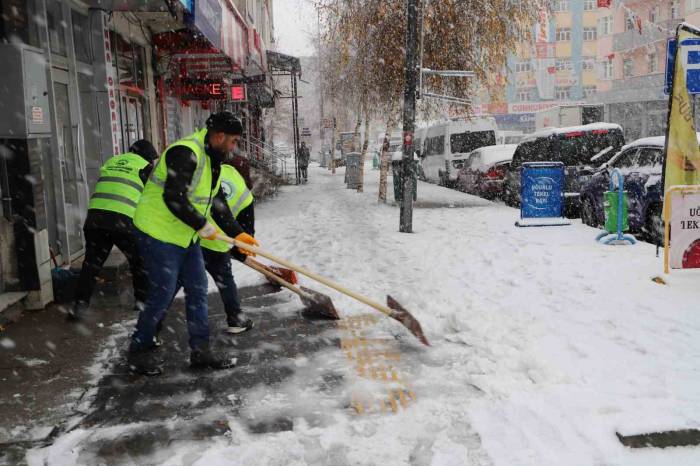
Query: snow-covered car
579 133 700 244
503 123 625 216
456 144 517 199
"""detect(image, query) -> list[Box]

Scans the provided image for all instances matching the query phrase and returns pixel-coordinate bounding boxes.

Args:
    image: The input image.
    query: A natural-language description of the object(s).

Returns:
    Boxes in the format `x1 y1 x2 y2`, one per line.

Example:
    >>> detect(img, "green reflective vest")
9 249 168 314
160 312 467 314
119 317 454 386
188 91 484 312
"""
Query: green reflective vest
134 129 222 248
200 164 254 252
88 152 149 219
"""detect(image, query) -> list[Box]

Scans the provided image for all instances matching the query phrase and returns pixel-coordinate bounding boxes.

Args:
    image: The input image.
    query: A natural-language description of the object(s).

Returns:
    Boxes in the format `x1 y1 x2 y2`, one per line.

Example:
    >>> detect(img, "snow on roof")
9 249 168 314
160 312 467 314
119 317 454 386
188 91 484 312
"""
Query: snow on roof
524 123 623 141
620 132 700 151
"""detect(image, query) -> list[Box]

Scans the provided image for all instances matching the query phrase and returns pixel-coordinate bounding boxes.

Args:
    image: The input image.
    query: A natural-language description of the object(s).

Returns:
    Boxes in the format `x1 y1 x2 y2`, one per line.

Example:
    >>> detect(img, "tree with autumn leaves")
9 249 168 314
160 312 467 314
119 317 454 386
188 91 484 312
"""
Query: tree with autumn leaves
315 0 542 199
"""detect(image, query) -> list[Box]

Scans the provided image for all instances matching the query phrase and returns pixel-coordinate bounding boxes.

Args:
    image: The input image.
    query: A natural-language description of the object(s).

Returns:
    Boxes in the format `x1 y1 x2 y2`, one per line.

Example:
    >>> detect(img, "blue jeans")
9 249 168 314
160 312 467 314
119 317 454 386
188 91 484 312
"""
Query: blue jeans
131 231 209 351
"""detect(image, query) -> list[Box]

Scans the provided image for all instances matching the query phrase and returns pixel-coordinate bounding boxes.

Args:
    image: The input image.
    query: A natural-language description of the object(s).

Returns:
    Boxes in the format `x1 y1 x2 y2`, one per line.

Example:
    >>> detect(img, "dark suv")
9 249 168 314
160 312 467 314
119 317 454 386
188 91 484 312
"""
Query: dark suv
503 124 625 216
578 135 697 244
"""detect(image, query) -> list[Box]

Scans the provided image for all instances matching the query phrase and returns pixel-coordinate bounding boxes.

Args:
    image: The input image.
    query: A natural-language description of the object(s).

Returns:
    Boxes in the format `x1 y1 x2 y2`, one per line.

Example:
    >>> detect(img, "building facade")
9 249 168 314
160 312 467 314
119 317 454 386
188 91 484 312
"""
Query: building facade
478 0 693 139
0 0 276 310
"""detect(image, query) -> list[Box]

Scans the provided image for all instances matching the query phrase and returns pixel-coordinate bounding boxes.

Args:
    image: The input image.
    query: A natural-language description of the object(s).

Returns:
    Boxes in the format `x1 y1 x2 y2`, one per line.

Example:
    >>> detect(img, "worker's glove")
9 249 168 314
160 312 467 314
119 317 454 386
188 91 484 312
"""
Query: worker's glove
234 232 259 257
197 222 218 241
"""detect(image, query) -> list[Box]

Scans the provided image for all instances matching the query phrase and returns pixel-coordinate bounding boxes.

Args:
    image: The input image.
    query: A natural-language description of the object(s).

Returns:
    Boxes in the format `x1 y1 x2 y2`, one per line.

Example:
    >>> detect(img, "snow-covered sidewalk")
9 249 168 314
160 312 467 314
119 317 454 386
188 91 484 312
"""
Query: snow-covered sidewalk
250 164 700 465
30 163 700 465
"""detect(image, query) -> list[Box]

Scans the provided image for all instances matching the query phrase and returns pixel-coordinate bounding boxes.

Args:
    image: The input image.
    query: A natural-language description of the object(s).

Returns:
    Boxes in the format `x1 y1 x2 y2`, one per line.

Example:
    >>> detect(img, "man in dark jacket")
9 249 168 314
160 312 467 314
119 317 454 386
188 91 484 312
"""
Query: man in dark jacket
69 140 158 321
299 142 310 183
128 112 259 376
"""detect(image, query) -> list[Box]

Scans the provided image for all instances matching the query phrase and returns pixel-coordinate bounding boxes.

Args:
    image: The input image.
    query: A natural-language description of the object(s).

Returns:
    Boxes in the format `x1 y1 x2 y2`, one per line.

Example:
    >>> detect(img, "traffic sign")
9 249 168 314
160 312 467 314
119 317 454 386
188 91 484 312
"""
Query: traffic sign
665 37 700 95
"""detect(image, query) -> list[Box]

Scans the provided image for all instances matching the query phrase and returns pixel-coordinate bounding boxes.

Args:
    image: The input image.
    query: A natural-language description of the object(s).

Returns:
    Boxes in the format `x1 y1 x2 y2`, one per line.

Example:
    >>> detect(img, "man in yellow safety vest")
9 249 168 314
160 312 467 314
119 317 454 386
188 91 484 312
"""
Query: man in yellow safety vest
69 140 158 321
127 112 258 376
155 162 256 341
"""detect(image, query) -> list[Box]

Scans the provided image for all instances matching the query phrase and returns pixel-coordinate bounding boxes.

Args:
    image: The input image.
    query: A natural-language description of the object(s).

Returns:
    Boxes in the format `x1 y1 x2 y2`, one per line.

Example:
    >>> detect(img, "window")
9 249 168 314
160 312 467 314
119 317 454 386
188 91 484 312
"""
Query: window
583 86 597 99
636 148 663 169
583 27 597 41
516 88 533 102
46 1 67 56
426 136 445 156
648 51 658 73
625 13 635 31
623 58 634 78
613 149 640 169
672 0 680 19
515 60 532 73
584 0 596 11
450 131 496 155
555 86 572 100
599 16 613 36
553 0 570 12
72 10 91 63
556 28 572 41
555 58 572 71
649 6 659 22
582 57 595 71
601 58 613 79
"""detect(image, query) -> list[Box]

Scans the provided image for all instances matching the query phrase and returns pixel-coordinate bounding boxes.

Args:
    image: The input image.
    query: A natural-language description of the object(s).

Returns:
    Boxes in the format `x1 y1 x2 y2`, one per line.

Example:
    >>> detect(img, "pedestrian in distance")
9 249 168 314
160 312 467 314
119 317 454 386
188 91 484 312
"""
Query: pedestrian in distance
68 140 158 322
127 112 259 376
299 141 310 183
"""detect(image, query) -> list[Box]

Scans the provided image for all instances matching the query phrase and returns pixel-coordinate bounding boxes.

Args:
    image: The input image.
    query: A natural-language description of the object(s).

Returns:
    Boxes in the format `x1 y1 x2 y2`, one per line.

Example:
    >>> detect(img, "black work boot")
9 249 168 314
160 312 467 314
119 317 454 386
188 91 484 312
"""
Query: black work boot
190 346 237 370
127 347 163 376
67 301 89 322
226 312 254 334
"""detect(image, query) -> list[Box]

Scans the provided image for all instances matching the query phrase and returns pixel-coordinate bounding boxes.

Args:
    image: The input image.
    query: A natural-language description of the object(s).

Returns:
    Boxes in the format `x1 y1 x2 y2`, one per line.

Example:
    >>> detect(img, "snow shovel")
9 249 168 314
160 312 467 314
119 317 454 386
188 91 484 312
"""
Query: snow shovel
244 257 340 320
219 235 430 346
245 257 298 286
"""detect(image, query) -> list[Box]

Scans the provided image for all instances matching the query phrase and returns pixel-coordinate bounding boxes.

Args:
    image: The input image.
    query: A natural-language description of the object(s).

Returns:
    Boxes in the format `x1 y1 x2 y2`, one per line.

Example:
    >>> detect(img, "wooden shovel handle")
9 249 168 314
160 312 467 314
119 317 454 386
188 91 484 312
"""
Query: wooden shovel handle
221 234 393 317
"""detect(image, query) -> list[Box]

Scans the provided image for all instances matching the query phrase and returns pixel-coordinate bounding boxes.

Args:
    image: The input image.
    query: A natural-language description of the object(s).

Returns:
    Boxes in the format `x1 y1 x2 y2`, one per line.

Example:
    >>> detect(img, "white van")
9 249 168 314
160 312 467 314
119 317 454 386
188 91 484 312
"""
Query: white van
421 117 498 186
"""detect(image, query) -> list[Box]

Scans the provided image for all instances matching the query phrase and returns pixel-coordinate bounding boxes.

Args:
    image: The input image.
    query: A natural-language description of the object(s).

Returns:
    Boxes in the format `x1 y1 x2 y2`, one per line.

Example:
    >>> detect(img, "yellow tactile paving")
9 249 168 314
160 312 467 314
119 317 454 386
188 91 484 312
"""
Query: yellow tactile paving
337 314 417 415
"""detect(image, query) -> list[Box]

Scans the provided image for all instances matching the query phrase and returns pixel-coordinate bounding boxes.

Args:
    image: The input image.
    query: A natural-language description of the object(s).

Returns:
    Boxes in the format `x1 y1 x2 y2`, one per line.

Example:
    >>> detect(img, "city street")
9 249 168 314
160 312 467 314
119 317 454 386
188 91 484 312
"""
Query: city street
1 164 698 465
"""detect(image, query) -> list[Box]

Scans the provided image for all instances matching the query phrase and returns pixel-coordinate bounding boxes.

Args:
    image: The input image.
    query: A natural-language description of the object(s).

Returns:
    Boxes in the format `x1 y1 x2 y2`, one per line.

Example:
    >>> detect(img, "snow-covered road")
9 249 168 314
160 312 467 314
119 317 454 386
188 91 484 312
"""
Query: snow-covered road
29 163 700 465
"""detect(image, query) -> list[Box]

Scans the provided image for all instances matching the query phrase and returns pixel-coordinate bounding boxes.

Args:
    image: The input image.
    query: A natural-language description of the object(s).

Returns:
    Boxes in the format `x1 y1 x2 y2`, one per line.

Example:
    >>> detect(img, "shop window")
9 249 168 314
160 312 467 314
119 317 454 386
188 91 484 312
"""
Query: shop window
46 1 67 56
71 10 91 63
0 0 40 46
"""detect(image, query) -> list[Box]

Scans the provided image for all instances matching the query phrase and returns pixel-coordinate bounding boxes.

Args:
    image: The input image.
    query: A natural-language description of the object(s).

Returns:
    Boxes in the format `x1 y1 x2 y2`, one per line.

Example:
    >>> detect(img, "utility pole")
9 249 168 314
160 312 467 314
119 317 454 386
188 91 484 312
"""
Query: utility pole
400 0 420 233
317 9 326 167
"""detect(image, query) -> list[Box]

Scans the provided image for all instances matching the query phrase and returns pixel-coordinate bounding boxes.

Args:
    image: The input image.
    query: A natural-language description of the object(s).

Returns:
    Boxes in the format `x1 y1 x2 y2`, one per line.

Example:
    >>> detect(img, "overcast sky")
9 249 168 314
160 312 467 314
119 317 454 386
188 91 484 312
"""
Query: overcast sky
273 0 317 57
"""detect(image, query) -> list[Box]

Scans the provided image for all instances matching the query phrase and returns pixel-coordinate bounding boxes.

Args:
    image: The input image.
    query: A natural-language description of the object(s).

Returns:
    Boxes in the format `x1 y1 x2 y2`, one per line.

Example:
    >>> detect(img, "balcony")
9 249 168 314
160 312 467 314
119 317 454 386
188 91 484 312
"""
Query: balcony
613 18 680 52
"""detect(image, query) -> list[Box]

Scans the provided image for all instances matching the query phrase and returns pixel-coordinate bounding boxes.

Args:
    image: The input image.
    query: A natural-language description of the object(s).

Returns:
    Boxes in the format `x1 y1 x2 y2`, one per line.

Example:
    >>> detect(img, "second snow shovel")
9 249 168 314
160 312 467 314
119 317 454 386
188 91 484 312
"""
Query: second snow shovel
220 235 429 346
244 257 340 320
245 257 298 286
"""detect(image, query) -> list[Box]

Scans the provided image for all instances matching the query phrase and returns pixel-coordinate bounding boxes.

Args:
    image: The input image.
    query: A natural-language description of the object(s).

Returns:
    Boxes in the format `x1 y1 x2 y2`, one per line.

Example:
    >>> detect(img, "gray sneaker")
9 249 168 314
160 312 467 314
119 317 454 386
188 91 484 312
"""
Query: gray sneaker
226 313 254 334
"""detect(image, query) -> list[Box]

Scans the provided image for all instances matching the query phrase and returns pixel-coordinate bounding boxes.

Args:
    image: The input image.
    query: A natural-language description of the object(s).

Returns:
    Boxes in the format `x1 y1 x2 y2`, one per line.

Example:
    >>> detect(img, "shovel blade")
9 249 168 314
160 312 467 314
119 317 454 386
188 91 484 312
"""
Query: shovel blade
266 265 298 285
386 295 430 346
299 286 340 320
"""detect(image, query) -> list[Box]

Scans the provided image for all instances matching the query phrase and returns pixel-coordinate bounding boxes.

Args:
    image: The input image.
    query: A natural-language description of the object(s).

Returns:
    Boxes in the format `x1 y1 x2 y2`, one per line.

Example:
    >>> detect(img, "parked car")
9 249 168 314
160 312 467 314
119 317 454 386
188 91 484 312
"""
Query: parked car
579 134 700 244
503 123 625 216
421 117 498 187
456 144 517 199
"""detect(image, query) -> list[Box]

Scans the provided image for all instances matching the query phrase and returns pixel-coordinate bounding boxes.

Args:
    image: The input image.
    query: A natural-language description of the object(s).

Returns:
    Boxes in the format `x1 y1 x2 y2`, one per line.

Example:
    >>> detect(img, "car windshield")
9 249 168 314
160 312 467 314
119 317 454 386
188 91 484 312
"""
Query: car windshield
555 128 624 166
450 131 496 155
